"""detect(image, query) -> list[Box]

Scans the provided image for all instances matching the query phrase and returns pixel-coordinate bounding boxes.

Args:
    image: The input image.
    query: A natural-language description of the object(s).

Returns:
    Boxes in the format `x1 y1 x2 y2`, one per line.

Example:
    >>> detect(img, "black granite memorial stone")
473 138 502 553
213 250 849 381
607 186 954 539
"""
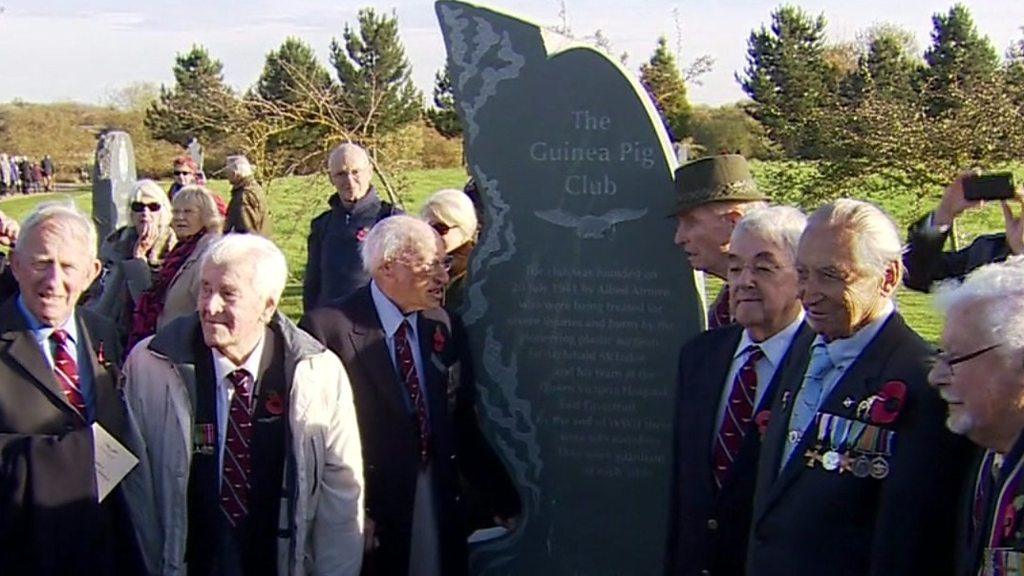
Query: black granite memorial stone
436 2 705 574
92 131 137 243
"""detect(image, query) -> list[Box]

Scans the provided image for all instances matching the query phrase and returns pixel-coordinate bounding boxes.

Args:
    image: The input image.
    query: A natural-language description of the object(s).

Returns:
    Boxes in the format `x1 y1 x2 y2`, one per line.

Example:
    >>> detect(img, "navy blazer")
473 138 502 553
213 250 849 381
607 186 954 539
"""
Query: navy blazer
300 286 468 576
903 212 1010 293
665 321 814 576
748 313 973 576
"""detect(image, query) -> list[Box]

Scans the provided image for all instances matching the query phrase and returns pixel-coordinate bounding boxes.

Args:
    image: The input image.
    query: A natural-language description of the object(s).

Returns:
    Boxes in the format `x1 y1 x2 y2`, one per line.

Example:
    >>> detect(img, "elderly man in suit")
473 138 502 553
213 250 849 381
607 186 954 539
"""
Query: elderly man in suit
747 199 972 576
673 155 768 329
0 203 141 575
122 234 364 575
301 214 473 576
928 258 1024 576
665 206 814 576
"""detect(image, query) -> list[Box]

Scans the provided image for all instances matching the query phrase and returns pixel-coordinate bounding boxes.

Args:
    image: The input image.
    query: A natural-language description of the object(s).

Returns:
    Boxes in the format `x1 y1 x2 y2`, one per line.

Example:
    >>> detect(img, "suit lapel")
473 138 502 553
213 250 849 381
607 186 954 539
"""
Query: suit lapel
757 315 904 518
693 327 743 479
0 299 84 422
416 314 449 425
79 314 131 446
347 293 410 420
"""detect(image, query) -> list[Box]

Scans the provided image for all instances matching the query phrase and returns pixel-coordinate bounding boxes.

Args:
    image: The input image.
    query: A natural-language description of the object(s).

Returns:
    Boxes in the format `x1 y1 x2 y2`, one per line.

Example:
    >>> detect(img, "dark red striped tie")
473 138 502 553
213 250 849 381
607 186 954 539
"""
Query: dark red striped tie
221 368 254 527
51 329 86 419
395 320 430 466
711 346 764 488
707 286 731 330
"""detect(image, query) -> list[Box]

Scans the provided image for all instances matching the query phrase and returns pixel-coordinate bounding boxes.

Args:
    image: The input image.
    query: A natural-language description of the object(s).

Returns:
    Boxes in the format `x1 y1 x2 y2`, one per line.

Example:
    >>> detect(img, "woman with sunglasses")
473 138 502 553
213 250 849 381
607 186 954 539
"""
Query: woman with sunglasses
88 179 176 343
421 188 479 311
127 185 223 352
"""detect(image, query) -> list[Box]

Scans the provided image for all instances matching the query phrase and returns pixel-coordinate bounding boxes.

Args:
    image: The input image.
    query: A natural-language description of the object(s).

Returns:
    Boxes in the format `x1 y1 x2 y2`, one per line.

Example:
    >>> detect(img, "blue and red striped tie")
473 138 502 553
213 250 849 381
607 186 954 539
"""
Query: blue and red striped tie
395 320 431 466
51 329 87 419
712 346 763 488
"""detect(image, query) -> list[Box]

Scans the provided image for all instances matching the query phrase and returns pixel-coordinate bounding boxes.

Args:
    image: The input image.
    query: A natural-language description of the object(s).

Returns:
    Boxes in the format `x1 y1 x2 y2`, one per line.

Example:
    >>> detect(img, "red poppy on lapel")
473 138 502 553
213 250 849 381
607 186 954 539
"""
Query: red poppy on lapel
433 325 446 353
755 410 772 438
96 342 107 365
868 380 906 425
356 227 369 242
265 391 285 415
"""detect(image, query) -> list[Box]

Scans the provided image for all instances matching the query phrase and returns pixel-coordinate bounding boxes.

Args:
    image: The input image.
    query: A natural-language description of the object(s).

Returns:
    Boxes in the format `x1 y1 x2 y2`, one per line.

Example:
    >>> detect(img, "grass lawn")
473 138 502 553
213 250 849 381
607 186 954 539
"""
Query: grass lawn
0 165 1000 341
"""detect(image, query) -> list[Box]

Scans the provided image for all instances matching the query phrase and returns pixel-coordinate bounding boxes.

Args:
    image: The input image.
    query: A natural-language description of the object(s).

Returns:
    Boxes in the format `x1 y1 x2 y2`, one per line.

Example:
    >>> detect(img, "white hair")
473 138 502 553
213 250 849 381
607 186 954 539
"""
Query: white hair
361 215 439 274
420 189 478 249
173 185 224 233
201 233 288 305
806 198 902 277
17 201 98 260
934 256 1024 365
733 205 807 261
130 179 173 228
225 155 254 179
327 143 370 171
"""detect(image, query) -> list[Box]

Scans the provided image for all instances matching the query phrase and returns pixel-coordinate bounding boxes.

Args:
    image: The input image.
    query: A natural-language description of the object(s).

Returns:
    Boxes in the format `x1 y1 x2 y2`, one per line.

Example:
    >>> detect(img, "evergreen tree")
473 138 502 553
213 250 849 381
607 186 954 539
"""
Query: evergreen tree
145 45 239 146
330 8 422 141
738 6 839 158
639 37 691 141
1005 31 1024 108
425 64 462 138
843 25 921 105
921 4 999 115
257 37 333 104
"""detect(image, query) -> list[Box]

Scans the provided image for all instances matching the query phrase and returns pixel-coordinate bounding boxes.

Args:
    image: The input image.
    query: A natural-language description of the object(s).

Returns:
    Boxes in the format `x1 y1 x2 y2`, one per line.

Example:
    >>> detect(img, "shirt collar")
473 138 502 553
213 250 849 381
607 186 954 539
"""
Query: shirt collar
735 311 805 368
370 280 418 339
17 295 80 345
814 300 895 367
211 332 267 392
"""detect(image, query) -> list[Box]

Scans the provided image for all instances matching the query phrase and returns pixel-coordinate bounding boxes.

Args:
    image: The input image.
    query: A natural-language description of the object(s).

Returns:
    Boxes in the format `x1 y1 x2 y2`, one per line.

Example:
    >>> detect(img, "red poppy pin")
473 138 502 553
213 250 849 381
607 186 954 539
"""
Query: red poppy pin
755 410 772 438
433 325 446 353
264 391 285 416
355 227 369 242
862 380 907 425
96 342 107 365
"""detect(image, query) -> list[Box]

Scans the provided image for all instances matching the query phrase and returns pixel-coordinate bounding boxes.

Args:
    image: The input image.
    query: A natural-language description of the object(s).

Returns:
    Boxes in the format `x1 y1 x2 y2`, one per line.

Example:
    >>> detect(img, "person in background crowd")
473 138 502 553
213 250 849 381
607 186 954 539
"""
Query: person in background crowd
168 156 199 200
420 189 478 311
127 185 222 351
88 180 176 344
0 153 11 196
303 142 400 311
747 199 972 576
666 206 814 576
904 171 1024 292
19 156 31 195
10 156 21 194
122 234 364 575
40 155 55 192
301 215 475 576
673 154 769 329
0 208 20 301
0 203 142 575
224 155 270 235
927 258 1024 576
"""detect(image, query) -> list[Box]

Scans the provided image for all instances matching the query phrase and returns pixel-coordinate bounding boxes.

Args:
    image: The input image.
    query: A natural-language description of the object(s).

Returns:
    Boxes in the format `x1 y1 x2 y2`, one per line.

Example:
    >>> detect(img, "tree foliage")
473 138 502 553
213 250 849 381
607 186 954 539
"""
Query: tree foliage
425 64 461 139
639 37 692 141
921 4 999 115
144 45 241 147
329 8 422 142
738 6 840 158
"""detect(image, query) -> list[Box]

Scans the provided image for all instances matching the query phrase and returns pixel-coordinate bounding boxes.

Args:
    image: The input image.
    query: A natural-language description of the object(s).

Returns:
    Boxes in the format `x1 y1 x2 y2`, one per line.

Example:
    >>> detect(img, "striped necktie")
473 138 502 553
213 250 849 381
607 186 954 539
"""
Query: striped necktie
712 346 764 488
221 368 254 527
395 320 431 466
51 329 86 419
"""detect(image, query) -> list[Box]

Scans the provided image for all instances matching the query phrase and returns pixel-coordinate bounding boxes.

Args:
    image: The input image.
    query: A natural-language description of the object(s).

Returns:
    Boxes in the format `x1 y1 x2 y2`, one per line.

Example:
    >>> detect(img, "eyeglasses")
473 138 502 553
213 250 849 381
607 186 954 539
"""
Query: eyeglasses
397 255 453 275
173 171 193 176
934 343 1002 373
431 222 452 236
131 202 162 213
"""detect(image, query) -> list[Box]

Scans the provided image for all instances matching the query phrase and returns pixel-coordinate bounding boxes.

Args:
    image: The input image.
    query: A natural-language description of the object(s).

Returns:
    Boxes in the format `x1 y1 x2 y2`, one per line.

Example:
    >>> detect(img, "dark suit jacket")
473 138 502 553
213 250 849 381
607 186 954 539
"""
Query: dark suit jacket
747 313 973 576
903 212 1010 293
665 322 814 576
300 286 468 576
0 297 140 575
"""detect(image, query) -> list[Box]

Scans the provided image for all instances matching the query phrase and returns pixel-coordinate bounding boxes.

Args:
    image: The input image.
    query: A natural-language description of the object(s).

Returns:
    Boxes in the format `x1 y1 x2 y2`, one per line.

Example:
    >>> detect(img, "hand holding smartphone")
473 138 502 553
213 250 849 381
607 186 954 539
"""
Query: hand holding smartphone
963 172 1017 201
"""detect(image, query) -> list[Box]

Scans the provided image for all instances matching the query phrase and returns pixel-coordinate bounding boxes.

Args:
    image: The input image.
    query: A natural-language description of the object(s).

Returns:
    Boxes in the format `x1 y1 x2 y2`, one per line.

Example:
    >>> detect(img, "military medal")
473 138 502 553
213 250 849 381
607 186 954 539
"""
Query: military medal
870 456 890 479
852 455 872 478
193 423 216 456
821 450 841 471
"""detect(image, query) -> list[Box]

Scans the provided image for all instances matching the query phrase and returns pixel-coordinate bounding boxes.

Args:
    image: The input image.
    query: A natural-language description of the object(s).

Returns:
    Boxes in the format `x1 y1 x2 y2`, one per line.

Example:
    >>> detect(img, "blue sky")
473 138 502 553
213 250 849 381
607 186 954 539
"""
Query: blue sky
1 0 1022 106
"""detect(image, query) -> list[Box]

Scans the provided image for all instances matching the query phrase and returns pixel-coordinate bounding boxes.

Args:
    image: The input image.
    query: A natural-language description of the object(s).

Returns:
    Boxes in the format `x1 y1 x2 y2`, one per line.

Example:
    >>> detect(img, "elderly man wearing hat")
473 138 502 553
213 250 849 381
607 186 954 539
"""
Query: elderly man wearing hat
223 155 270 236
673 154 768 329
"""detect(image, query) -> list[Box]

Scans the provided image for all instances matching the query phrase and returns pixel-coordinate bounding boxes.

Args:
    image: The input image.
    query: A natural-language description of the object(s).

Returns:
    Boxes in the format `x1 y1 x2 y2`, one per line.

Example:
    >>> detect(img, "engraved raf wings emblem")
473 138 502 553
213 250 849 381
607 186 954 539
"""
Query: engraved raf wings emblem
534 208 647 239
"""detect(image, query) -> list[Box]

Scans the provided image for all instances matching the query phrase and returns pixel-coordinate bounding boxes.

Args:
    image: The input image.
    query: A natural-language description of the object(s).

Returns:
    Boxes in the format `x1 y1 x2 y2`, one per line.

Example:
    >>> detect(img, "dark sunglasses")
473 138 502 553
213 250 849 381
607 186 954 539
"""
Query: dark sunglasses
431 222 452 235
173 170 193 176
131 202 162 213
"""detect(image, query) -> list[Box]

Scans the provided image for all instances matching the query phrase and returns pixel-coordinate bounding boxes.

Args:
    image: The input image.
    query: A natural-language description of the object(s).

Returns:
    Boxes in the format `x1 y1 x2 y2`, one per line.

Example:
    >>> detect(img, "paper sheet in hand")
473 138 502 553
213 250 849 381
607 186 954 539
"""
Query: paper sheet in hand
92 422 138 502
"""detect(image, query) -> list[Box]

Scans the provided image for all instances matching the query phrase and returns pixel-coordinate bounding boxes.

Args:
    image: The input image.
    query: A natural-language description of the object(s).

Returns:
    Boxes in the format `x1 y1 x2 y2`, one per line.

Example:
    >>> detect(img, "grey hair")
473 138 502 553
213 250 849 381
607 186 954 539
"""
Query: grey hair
732 205 807 261
130 179 173 228
225 155 253 179
806 198 902 277
420 189 478 249
16 201 98 260
201 233 288 306
361 215 439 275
173 185 223 233
933 256 1024 365
327 143 370 171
